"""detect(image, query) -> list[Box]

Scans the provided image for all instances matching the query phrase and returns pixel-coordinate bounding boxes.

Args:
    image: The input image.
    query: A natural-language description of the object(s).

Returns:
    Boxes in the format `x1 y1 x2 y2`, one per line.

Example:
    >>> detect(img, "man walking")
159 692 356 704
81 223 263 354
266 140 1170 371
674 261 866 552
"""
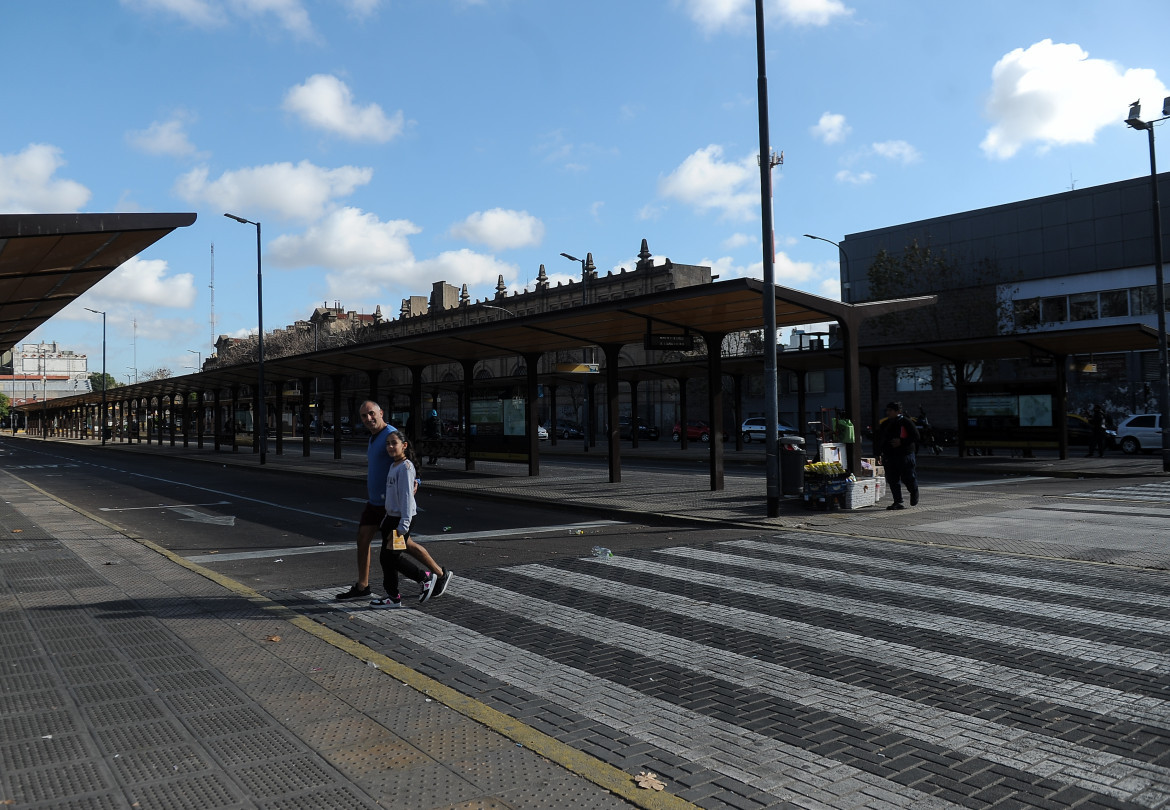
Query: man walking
335 400 453 601
876 401 921 511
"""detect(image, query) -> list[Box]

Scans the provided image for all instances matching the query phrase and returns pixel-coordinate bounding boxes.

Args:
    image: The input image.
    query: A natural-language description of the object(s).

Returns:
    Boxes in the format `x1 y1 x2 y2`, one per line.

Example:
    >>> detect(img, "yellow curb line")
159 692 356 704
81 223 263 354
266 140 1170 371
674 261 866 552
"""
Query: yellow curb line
16 474 699 810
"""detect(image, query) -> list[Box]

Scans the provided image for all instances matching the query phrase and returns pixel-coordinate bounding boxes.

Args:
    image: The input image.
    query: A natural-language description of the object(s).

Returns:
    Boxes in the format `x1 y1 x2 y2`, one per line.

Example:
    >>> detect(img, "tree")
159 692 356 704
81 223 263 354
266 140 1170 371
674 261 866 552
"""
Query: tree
140 368 173 382
88 372 118 392
0 391 8 422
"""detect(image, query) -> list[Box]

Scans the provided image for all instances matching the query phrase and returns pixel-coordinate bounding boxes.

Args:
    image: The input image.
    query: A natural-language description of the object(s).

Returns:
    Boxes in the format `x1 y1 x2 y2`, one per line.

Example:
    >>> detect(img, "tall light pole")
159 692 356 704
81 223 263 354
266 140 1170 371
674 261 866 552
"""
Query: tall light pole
224 213 267 465
560 252 595 452
1125 97 1170 472
754 0 781 516
804 234 853 303
84 307 107 445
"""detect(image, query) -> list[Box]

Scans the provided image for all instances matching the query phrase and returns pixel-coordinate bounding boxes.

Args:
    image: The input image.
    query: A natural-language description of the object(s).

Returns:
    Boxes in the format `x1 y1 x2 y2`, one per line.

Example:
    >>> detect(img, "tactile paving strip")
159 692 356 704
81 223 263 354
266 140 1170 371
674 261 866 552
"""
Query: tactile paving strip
10 760 110 804
0 732 89 771
92 719 190 752
184 707 274 738
125 771 244 808
200 729 307 768
230 755 338 796
107 744 212 783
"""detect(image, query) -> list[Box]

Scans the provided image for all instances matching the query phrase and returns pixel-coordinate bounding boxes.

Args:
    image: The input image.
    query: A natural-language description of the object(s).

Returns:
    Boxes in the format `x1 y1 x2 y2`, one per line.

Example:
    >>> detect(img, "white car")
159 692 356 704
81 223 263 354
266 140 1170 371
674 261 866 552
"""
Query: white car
740 417 799 443
537 425 549 441
1116 413 1162 454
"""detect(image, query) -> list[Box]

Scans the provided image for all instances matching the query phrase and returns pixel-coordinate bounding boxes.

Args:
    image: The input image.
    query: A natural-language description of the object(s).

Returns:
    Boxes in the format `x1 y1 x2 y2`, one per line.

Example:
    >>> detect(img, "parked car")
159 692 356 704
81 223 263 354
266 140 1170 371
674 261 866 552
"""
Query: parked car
740 416 799 443
537 425 548 441
673 420 712 442
1116 413 1162 454
1065 413 1118 449
615 417 659 441
555 420 584 439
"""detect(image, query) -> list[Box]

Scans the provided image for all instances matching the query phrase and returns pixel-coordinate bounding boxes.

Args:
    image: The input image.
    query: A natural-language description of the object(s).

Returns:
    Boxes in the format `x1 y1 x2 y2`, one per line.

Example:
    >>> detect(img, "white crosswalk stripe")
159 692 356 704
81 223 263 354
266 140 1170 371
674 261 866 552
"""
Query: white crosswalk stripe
1066 480 1170 502
304 534 1170 808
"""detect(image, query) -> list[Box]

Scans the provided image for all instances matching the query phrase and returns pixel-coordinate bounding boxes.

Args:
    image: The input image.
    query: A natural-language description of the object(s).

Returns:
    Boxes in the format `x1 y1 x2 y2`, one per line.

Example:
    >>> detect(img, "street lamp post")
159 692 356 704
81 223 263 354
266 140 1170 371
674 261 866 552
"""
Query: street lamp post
560 252 595 453
1125 97 1170 473
803 234 853 303
187 349 201 372
224 213 267 465
84 307 107 445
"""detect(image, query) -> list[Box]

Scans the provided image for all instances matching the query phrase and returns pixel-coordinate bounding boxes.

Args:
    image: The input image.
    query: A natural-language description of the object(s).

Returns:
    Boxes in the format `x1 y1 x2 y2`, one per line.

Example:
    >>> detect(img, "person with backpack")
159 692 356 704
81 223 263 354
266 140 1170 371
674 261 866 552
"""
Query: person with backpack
875 401 921 510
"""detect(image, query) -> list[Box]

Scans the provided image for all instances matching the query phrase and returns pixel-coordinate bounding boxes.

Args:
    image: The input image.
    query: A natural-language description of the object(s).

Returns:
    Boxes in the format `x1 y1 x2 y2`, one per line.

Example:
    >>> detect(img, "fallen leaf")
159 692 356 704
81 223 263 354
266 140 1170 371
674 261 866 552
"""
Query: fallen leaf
11 529 21 534
265 635 281 643
635 771 666 791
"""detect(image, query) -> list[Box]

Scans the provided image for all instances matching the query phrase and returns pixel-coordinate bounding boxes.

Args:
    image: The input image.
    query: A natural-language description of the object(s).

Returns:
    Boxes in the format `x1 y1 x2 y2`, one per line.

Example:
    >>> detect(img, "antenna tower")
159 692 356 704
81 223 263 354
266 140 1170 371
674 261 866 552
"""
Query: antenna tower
209 242 216 348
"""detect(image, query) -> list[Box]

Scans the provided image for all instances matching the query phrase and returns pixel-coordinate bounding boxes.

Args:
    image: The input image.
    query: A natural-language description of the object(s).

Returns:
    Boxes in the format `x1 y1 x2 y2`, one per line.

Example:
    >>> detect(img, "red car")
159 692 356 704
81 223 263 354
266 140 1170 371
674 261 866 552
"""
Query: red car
672 420 712 442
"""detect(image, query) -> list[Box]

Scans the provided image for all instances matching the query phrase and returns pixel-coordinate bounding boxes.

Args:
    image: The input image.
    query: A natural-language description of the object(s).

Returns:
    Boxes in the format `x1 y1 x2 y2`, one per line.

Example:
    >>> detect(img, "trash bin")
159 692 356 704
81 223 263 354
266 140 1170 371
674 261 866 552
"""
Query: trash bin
779 435 806 496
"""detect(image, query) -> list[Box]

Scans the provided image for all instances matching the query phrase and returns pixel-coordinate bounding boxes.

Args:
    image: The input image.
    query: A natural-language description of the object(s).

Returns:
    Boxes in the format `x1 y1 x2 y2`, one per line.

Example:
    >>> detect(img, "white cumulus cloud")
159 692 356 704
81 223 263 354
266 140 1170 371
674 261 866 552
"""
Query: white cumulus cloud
810 112 850 144
283 74 405 142
981 39 1168 160
675 0 851 34
265 207 520 305
91 257 197 308
127 112 201 158
871 140 920 164
702 250 818 286
0 144 91 213
120 0 313 37
449 208 545 251
835 169 874 185
659 145 759 220
174 160 373 222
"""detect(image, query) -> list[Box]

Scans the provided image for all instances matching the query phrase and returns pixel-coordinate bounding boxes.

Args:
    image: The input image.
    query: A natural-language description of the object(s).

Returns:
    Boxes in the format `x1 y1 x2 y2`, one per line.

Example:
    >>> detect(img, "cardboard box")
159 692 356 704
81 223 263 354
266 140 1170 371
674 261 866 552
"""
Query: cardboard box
858 457 877 477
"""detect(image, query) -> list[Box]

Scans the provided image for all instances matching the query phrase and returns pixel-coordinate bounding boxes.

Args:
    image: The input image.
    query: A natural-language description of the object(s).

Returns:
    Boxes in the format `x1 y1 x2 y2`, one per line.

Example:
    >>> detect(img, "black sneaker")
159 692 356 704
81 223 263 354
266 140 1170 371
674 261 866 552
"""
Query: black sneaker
336 583 371 601
887 502 905 511
432 570 454 598
418 572 436 604
910 490 919 506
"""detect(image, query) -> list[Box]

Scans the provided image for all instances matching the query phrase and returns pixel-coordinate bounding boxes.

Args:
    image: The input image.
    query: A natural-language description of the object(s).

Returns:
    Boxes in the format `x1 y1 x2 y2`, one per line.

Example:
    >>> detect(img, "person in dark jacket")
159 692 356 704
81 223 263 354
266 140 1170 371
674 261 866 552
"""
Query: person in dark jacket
1087 404 1108 458
875 401 921 510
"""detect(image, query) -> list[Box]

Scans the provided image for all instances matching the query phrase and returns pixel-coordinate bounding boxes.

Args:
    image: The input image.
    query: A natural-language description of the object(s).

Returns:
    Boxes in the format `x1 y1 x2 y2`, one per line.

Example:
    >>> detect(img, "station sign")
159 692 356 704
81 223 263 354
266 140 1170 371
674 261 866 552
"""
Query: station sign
643 333 695 350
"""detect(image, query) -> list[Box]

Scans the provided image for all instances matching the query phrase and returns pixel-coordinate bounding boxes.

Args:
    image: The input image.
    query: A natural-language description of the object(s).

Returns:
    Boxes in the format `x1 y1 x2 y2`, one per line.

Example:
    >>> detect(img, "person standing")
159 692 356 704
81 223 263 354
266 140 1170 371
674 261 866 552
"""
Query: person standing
335 401 453 601
370 431 437 607
876 401 921 510
1087 404 1108 458
424 408 442 465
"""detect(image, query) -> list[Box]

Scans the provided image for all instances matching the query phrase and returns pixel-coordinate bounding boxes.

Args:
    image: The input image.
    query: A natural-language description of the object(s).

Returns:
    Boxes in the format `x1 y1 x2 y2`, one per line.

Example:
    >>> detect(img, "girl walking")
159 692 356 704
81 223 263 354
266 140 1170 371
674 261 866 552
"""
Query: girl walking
370 430 438 608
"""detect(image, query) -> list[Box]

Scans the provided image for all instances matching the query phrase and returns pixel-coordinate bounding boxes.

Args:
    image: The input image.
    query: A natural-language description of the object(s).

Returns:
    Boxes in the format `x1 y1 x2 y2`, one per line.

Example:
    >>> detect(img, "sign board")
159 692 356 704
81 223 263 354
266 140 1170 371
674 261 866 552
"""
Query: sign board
644 333 696 351
554 363 599 373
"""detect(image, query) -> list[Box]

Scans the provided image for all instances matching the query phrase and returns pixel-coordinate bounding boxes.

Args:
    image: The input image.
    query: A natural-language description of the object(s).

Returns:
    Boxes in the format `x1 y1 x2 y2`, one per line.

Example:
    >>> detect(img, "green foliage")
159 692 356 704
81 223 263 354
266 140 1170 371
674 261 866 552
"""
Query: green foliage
0 391 8 420
88 372 119 392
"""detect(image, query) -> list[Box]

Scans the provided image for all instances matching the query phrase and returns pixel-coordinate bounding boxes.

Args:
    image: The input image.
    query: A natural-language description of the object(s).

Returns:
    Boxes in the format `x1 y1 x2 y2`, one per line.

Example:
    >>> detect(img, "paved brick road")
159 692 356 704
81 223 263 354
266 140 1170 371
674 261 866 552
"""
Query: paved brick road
302 512 1170 809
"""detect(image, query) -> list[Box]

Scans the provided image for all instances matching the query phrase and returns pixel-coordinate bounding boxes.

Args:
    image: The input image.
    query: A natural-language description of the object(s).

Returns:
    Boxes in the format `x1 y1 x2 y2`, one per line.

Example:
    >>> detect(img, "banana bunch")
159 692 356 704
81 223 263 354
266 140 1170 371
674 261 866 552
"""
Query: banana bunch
804 460 847 478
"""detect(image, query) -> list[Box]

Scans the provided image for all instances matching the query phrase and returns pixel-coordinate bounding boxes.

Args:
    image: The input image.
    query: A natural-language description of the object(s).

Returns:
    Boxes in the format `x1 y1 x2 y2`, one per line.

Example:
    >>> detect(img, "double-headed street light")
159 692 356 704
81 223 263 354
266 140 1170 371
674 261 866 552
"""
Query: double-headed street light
187 349 201 372
84 307 107 445
803 234 853 303
1125 97 1170 473
224 213 267 465
560 252 595 453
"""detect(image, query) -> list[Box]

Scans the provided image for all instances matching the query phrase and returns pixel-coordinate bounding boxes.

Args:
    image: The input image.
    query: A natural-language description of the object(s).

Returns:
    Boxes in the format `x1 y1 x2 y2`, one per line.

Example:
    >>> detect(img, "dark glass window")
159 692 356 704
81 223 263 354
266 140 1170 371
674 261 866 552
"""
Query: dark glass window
1040 296 1067 323
1069 292 1098 321
1099 289 1129 318
1013 298 1040 329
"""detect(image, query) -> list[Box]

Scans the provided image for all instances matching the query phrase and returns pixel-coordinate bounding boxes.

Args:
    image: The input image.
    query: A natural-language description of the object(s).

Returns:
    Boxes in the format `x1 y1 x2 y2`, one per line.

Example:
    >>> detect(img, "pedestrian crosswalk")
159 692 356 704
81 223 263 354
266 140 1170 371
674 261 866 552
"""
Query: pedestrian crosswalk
304 531 1170 809
1067 479 1170 503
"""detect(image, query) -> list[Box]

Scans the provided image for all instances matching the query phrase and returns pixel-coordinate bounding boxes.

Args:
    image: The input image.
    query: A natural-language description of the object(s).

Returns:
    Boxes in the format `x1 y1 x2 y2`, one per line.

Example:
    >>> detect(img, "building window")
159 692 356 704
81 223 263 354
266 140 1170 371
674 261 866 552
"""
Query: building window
940 362 983 390
1040 296 1067 323
1099 289 1129 319
895 366 932 392
1069 292 1098 322
807 371 826 394
1013 298 1040 329
1131 285 1170 315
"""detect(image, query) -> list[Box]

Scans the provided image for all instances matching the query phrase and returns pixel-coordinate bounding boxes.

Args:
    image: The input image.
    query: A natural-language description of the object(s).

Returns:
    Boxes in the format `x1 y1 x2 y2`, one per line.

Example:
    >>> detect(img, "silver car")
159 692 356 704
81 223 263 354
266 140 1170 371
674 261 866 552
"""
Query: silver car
1116 413 1162 454
740 417 799 443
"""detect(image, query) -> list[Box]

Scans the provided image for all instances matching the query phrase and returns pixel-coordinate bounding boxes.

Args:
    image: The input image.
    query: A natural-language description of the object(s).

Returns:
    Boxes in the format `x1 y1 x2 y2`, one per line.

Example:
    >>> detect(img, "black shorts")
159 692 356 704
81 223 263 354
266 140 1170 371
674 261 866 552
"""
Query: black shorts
359 503 386 527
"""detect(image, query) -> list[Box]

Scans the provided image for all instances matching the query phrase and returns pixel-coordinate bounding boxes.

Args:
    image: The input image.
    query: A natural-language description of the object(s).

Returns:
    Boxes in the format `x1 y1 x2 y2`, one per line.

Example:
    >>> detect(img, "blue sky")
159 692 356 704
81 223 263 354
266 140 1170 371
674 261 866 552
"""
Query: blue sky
5 0 1169 381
